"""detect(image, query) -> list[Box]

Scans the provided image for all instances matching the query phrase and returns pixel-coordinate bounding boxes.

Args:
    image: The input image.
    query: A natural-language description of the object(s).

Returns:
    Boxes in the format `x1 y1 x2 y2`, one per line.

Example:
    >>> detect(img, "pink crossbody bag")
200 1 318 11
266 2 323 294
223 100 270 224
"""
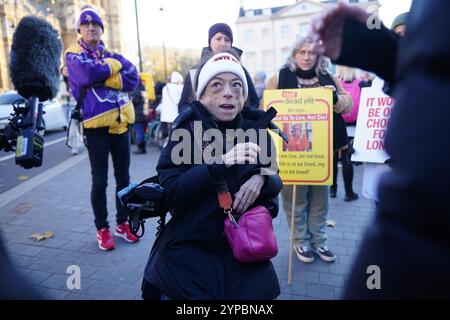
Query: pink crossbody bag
217 182 278 263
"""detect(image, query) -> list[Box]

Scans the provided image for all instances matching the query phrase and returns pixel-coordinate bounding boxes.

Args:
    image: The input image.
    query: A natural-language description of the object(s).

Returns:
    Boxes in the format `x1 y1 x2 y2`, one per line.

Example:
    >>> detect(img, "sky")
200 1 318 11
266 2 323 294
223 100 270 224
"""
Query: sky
121 0 412 64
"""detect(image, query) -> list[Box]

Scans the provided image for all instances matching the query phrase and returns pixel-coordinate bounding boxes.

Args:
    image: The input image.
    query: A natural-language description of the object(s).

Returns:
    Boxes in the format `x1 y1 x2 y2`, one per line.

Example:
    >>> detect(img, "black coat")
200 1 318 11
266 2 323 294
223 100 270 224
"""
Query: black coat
335 1 450 299
178 47 261 112
132 82 146 123
144 101 282 300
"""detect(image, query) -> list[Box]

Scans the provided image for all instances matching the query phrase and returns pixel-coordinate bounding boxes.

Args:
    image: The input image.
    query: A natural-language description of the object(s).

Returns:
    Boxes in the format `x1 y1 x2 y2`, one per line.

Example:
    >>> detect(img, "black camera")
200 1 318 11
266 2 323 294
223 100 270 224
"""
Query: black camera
0 96 45 169
118 176 167 238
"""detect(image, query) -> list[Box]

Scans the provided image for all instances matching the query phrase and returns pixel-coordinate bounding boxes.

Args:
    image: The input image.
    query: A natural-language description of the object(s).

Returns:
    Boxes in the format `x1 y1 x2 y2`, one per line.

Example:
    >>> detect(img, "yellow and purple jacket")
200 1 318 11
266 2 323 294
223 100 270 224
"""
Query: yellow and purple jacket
65 40 138 134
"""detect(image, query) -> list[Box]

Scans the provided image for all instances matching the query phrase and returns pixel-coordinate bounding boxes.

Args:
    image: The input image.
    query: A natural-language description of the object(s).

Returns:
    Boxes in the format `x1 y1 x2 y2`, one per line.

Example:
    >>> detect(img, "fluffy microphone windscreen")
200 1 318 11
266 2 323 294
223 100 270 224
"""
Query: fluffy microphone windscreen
9 16 62 101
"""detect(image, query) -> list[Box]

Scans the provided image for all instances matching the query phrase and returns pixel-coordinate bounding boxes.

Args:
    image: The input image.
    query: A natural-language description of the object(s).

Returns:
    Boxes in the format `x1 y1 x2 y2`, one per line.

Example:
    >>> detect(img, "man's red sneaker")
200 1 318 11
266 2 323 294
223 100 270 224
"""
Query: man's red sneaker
97 228 116 251
115 222 139 243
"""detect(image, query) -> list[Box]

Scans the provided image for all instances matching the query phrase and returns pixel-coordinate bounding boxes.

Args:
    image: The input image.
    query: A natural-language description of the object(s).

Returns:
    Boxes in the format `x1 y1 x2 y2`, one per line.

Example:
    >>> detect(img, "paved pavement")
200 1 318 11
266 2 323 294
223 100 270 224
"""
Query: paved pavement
0 145 375 300
0 131 71 194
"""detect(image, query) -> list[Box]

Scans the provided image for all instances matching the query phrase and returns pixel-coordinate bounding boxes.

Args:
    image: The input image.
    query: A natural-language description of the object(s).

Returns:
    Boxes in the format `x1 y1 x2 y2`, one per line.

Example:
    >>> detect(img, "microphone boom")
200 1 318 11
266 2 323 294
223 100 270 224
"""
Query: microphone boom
0 16 61 169
9 15 62 101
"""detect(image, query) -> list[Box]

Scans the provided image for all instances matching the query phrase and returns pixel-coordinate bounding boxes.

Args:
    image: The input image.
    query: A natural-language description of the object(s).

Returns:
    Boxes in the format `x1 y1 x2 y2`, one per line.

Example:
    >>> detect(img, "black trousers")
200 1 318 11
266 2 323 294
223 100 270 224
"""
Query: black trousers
332 148 354 195
85 131 130 230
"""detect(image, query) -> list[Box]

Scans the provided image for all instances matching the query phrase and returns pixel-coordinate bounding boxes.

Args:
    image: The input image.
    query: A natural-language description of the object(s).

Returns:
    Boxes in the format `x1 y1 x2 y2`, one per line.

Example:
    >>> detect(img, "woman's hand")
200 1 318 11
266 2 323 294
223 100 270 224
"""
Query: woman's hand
309 2 371 60
221 142 261 168
324 85 339 106
233 174 265 214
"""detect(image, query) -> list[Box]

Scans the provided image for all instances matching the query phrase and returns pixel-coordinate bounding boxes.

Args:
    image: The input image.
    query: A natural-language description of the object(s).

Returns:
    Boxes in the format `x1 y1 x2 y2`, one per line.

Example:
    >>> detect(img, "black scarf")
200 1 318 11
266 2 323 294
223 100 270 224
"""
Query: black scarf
295 67 317 80
278 66 336 90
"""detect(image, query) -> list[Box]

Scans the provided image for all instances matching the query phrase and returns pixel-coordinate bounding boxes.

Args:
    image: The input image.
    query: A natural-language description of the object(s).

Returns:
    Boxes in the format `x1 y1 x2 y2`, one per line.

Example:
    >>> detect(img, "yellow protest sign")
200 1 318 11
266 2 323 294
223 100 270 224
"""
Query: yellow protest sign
140 72 156 101
264 88 333 186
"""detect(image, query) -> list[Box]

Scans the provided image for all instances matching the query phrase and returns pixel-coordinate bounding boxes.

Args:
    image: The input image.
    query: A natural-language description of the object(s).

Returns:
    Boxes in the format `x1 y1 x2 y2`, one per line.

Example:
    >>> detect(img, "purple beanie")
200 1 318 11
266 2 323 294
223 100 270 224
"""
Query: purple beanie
77 5 104 33
208 23 233 45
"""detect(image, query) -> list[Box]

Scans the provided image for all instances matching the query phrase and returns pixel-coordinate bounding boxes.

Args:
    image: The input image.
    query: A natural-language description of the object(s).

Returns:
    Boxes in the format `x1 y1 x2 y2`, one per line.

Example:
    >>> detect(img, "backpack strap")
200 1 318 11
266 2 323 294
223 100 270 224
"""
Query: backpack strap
71 87 88 121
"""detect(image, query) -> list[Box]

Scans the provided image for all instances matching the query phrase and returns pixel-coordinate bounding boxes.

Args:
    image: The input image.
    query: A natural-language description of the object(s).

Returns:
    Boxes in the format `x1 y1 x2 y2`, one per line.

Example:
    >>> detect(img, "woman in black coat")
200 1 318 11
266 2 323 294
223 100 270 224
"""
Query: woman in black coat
132 80 147 154
265 36 352 264
142 51 282 300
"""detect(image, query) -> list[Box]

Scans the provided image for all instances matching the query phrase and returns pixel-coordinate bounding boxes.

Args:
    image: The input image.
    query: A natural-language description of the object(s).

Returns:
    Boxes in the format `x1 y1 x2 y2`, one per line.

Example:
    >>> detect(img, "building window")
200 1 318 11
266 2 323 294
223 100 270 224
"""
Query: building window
245 10 255 17
262 28 270 39
281 25 291 38
281 47 290 61
298 23 309 37
244 30 254 42
244 52 256 72
262 51 273 70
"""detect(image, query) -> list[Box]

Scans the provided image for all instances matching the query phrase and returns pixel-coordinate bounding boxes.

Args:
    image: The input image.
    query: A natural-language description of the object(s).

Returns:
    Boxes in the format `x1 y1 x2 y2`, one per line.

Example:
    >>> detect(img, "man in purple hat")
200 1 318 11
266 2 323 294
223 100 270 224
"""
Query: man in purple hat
66 5 140 251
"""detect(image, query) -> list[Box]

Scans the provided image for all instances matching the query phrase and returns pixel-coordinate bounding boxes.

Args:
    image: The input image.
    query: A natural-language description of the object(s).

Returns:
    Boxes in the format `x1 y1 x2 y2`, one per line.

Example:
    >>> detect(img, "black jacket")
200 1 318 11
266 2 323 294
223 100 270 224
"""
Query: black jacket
178 47 260 112
132 82 146 123
144 101 282 300
336 1 450 299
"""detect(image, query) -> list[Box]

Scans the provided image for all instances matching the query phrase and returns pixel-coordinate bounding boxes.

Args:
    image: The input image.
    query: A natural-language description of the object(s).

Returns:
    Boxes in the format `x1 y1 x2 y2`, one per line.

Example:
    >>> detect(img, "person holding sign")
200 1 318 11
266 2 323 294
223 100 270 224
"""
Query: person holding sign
266 36 352 264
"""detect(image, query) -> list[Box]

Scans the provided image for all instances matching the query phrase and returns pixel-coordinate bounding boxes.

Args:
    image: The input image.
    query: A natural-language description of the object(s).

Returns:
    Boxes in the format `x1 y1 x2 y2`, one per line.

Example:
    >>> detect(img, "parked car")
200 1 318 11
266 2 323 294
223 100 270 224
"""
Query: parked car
0 91 68 133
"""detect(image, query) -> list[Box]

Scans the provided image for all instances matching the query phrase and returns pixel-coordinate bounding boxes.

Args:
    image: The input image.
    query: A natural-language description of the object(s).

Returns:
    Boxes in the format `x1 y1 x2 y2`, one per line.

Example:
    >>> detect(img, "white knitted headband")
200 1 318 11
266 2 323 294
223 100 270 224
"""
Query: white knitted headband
196 53 248 100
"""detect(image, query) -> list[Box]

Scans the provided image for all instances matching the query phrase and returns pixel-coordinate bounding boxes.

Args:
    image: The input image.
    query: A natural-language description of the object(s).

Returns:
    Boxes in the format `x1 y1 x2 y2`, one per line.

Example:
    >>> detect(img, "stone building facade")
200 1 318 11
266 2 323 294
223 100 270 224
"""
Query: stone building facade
235 0 380 78
0 0 123 92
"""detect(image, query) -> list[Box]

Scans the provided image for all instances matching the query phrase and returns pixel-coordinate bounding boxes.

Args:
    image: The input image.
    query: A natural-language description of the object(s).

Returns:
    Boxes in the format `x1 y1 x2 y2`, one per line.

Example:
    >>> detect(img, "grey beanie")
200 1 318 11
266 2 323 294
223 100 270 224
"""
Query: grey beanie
391 12 409 31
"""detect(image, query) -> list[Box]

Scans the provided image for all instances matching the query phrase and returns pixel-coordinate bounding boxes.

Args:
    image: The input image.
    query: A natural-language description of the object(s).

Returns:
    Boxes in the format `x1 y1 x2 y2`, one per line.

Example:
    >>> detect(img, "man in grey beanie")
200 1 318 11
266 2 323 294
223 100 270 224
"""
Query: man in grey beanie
391 12 408 36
